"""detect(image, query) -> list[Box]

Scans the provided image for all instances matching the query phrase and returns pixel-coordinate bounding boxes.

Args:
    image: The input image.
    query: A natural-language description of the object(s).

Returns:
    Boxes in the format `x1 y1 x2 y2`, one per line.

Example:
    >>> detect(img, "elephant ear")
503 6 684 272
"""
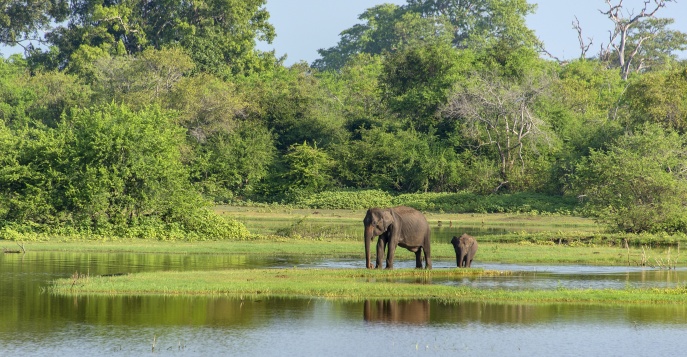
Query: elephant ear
381 209 394 231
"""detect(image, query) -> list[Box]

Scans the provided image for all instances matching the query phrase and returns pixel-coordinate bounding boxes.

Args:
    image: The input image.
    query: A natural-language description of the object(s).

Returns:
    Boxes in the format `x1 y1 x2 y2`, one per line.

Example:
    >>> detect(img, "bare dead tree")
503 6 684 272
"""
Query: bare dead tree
600 0 672 80
573 16 593 59
442 71 553 192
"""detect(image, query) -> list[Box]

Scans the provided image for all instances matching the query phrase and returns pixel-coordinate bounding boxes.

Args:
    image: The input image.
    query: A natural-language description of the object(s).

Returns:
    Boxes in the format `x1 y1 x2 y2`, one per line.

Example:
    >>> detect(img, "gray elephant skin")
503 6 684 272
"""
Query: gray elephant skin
451 233 478 267
363 206 432 269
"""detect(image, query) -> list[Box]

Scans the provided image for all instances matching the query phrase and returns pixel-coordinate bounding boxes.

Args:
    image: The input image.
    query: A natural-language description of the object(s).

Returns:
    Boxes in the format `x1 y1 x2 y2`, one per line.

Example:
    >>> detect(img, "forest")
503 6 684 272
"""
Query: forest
1 0 687 238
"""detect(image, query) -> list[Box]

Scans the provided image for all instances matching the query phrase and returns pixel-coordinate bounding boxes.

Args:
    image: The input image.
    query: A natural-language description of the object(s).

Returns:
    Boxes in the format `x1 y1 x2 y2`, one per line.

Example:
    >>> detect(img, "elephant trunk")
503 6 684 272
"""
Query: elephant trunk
364 225 374 269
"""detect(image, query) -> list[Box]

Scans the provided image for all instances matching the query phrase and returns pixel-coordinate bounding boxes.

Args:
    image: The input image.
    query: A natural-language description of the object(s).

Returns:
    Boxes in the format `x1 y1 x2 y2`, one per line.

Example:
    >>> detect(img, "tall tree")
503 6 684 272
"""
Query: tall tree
598 0 686 80
314 0 537 71
405 0 538 49
4 0 277 76
0 0 69 50
380 42 471 131
442 69 554 192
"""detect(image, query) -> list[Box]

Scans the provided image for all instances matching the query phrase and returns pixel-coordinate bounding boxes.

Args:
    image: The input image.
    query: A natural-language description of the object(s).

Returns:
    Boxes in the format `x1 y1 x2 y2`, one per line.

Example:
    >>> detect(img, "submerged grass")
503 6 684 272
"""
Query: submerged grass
51 267 687 305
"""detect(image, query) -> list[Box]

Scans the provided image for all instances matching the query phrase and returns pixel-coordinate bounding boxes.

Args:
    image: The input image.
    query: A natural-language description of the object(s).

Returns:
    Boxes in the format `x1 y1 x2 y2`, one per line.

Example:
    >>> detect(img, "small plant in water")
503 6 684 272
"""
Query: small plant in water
69 271 90 289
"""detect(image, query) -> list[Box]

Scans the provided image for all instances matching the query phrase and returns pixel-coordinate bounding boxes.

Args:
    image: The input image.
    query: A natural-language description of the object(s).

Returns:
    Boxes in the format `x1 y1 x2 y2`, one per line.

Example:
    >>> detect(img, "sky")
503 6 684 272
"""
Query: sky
257 0 687 66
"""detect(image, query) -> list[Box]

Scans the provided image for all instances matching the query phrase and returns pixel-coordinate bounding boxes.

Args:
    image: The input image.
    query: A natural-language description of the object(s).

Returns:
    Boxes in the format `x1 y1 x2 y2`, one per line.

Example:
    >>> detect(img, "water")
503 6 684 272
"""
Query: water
3 251 687 356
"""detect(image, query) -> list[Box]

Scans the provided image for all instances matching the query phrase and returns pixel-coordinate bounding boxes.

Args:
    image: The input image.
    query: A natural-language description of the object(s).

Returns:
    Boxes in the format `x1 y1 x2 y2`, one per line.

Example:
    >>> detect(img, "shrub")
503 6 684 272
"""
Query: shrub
295 189 393 210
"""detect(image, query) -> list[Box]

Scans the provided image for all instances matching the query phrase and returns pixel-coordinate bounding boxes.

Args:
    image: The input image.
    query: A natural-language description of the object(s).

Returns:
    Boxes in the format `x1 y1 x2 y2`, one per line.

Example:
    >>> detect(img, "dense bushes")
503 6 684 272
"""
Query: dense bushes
295 190 394 210
2 0 687 237
0 103 249 241
293 190 579 214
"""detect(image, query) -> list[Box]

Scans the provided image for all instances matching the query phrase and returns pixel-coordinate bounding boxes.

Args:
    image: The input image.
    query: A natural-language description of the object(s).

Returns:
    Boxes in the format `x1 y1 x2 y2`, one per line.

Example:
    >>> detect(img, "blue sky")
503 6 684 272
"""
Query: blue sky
258 0 687 65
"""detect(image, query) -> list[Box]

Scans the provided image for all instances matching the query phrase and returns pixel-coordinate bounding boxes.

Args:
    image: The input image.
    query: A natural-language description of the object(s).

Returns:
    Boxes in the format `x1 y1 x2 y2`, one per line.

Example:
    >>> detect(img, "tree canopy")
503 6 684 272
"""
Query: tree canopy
4 0 278 76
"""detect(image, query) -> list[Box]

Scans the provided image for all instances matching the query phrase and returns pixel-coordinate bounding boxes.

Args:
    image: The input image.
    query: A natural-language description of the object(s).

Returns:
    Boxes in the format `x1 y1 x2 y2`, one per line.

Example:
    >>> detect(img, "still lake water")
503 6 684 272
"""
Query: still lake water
3 251 687 356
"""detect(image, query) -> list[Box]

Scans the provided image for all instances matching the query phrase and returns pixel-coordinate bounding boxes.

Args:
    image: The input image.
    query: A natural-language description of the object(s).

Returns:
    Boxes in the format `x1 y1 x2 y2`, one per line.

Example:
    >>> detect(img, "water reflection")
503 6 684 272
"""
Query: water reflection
4 251 687 355
363 300 430 325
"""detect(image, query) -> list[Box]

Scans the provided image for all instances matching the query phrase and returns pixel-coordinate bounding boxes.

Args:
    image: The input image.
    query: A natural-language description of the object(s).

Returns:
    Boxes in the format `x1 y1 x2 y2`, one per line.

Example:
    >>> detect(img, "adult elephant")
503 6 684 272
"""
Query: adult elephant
363 206 432 269
451 233 478 268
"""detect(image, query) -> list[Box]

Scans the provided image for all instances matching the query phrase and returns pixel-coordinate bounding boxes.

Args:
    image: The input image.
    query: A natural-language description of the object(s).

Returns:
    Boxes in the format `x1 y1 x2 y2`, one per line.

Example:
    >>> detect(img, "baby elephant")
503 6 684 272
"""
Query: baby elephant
451 233 478 268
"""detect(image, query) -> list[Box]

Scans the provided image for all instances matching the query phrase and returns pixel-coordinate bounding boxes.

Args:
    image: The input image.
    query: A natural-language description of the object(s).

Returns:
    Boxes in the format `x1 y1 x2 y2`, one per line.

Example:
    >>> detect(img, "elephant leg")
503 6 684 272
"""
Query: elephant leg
414 248 423 268
375 237 385 269
386 243 397 269
424 245 431 269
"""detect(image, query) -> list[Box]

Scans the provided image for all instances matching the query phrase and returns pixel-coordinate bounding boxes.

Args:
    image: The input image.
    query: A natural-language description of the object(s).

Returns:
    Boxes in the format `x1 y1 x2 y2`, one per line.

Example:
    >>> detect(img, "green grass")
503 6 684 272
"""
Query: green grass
9 238 680 266
51 268 687 305
17 206 687 303
218 205 601 238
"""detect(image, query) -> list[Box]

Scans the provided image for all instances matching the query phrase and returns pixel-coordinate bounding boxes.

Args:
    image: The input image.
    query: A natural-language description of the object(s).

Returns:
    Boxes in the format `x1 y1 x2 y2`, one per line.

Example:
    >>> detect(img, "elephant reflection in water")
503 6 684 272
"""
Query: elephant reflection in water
363 300 430 325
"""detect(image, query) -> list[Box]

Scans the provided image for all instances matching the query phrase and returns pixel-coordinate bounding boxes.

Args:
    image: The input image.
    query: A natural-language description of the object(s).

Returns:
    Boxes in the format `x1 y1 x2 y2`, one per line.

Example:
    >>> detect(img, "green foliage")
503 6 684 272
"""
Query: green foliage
3 1 687 237
316 54 386 129
406 0 539 50
442 67 557 191
291 189 578 214
0 102 250 240
622 66 687 133
312 4 406 71
281 142 335 193
380 42 471 130
245 64 347 152
14 0 277 76
572 123 687 233
190 120 275 202
87 47 195 109
599 15 687 79
332 127 431 192
549 60 625 151
0 0 69 46
391 192 578 214
295 190 394 210
165 71 246 142
314 0 538 71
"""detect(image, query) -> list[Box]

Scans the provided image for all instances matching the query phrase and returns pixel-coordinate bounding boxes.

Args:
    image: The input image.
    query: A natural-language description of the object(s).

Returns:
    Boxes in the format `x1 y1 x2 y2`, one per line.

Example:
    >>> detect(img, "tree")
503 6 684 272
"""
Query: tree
442 69 554 192
313 0 538 71
380 42 471 132
313 4 405 71
549 60 625 155
87 47 194 109
0 0 69 50
245 63 347 152
0 56 92 128
317 53 387 132
61 104 200 226
333 127 436 192
622 66 687 132
0 104 201 226
164 71 247 143
280 142 335 197
572 123 687 233
189 120 275 201
598 0 686 80
405 0 539 50
8 0 277 76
